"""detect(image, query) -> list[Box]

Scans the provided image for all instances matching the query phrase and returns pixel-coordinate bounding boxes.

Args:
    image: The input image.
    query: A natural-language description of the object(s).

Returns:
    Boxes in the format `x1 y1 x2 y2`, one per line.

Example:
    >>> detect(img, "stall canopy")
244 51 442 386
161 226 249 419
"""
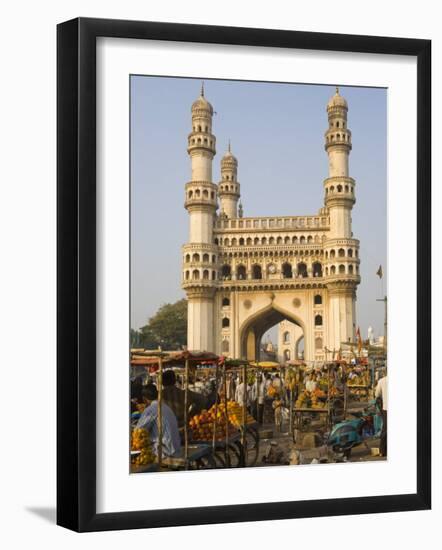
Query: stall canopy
249 361 281 369
130 350 220 371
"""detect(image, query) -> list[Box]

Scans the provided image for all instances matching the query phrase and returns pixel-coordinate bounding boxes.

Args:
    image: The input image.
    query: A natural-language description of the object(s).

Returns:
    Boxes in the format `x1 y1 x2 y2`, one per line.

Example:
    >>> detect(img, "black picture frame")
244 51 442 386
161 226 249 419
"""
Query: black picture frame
57 17 431 532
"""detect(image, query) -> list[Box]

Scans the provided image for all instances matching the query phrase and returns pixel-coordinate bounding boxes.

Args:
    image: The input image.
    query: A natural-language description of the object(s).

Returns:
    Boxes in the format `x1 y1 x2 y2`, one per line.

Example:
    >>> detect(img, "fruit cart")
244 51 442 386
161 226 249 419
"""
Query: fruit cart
130 350 220 471
188 358 260 468
222 359 261 467
288 361 347 442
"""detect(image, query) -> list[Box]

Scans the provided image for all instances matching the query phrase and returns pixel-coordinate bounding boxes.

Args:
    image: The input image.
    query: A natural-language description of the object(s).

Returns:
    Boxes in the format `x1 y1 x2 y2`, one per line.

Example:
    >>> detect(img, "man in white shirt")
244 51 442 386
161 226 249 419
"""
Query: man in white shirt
235 378 247 406
375 374 388 457
251 376 266 424
305 373 317 393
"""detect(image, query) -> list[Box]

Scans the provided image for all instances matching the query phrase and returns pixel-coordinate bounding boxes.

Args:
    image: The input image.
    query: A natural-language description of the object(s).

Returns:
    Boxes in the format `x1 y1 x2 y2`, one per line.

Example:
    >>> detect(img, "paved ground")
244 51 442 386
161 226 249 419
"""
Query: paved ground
253 411 386 467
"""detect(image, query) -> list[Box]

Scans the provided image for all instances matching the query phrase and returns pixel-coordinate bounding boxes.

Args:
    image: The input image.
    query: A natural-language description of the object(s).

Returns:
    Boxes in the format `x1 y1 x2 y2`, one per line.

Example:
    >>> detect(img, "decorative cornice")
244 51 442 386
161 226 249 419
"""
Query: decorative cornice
326 279 359 295
184 286 216 299
324 196 355 208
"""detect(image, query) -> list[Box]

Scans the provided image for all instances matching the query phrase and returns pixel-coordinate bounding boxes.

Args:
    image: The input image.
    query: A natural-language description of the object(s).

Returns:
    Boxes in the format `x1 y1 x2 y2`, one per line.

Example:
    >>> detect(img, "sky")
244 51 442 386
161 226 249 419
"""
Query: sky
131 76 387 341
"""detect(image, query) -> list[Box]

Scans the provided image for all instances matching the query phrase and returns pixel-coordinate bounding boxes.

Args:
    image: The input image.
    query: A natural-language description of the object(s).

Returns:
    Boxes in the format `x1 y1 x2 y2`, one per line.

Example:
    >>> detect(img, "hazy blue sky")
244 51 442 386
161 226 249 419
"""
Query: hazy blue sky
131 76 387 341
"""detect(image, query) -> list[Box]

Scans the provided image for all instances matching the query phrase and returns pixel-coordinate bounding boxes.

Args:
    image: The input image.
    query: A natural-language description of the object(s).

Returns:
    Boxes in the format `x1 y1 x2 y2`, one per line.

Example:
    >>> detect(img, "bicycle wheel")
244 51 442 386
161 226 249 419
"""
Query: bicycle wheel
244 426 260 466
228 441 244 468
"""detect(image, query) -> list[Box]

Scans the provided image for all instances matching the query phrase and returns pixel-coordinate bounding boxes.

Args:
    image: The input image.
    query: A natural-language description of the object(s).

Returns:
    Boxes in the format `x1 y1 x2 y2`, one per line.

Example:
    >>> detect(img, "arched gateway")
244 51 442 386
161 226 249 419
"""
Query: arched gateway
239 302 306 361
182 85 360 362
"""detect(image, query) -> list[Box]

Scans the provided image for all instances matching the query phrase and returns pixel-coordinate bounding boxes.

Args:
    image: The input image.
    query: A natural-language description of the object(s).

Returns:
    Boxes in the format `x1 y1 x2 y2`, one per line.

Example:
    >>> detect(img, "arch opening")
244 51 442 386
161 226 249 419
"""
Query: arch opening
240 305 305 361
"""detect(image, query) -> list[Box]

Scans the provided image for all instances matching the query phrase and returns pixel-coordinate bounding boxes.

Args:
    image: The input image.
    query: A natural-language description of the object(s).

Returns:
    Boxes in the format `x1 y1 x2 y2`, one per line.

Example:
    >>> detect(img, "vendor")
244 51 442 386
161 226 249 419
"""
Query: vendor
136 384 181 458
162 369 205 427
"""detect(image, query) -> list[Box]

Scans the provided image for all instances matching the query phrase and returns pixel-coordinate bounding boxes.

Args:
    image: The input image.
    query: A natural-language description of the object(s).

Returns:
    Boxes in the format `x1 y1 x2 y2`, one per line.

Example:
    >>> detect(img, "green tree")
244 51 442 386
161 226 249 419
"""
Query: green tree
130 328 141 348
139 299 187 350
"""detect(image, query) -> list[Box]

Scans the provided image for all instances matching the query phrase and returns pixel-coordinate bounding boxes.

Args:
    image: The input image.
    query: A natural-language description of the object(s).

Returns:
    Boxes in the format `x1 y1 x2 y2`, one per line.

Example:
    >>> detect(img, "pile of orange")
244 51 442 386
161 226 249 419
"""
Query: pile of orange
189 401 255 441
189 410 236 441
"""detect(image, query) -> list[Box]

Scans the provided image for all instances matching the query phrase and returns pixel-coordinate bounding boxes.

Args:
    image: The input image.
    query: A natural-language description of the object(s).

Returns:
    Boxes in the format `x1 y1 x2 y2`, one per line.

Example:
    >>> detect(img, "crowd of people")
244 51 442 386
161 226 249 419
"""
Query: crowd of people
130 368 291 458
131 365 388 460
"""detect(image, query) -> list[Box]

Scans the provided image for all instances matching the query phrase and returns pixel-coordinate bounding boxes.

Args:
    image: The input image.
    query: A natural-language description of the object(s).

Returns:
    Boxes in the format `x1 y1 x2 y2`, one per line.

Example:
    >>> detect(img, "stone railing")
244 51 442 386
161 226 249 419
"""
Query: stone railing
214 215 329 231
323 238 359 247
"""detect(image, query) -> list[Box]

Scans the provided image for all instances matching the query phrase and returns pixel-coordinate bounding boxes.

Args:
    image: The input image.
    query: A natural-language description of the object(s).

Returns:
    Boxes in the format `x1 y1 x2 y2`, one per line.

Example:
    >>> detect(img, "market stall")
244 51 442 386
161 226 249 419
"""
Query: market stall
130 350 219 472
130 351 261 470
187 358 261 468
346 363 371 402
287 361 347 441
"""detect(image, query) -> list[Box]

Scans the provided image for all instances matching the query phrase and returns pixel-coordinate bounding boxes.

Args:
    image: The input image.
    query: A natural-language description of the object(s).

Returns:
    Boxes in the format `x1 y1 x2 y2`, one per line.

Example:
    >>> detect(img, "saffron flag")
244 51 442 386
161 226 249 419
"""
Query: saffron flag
376 265 383 278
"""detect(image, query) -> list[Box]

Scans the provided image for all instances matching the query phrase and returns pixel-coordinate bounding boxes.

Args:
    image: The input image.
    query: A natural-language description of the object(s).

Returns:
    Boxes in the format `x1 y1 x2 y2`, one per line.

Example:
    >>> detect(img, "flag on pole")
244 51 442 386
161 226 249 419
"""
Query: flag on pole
376 265 383 278
356 326 362 355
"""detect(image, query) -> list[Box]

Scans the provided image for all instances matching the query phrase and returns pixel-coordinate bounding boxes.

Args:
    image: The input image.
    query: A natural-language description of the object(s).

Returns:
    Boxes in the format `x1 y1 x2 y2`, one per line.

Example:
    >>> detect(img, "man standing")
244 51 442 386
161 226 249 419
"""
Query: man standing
235 376 248 406
136 384 181 458
375 373 388 457
251 374 265 424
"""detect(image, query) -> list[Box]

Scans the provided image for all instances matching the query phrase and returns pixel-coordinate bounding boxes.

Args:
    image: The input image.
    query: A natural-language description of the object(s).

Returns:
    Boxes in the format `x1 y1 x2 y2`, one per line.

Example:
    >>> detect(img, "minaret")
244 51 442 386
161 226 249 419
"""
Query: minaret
323 87 360 350
218 142 240 218
182 85 218 352
185 83 217 242
323 86 355 238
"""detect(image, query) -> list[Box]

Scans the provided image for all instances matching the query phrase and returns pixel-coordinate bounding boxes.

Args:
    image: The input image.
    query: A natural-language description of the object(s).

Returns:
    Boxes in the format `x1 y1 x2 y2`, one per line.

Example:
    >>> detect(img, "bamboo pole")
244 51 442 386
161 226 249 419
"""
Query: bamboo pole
223 365 229 466
157 355 163 467
184 358 189 468
289 368 293 436
242 363 247 466
212 362 219 453
327 364 331 430
343 363 348 419
279 364 283 432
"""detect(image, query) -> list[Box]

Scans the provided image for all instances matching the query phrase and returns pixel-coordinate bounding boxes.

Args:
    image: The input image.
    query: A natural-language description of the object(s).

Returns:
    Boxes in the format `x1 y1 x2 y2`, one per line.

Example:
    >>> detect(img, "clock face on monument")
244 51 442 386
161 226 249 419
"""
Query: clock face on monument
268 264 276 274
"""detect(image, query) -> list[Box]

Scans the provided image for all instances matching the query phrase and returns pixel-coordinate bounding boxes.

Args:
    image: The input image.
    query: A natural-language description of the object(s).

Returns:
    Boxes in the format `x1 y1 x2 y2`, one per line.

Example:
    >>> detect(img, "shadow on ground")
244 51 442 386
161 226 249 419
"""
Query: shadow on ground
26 506 56 524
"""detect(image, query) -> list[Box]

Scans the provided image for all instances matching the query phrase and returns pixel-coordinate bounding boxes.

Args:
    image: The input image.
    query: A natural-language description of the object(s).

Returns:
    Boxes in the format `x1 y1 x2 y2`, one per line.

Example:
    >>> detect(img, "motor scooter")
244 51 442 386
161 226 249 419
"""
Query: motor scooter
326 400 383 459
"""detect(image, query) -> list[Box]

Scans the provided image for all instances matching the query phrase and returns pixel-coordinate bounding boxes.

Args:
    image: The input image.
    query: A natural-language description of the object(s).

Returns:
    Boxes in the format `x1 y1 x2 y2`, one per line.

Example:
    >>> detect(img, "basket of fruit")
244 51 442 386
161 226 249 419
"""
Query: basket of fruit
131 427 156 471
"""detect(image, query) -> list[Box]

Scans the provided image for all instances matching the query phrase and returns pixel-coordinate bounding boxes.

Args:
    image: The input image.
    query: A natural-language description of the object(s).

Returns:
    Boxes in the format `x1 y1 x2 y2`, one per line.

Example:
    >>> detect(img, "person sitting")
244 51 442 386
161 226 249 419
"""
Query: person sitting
136 384 181 458
162 369 205 428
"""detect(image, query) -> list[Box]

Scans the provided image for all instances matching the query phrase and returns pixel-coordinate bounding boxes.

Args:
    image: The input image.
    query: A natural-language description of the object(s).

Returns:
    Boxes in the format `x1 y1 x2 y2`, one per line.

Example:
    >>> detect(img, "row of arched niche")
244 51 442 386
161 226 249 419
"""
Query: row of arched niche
183 261 359 281
184 247 357 263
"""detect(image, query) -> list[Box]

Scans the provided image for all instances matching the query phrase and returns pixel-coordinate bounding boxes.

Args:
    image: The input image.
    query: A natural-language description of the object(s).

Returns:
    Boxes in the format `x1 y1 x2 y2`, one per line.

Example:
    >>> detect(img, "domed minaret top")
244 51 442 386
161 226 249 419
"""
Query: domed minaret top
187 84 216 182
327 86 348 111
191 82 214 116
221 141 238 169
218 141 241 219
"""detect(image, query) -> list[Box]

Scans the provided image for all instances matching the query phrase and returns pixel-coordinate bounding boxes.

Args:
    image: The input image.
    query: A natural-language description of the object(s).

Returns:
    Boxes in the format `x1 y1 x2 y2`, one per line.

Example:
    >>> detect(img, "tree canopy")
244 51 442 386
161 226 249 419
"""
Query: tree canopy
131 299 188 350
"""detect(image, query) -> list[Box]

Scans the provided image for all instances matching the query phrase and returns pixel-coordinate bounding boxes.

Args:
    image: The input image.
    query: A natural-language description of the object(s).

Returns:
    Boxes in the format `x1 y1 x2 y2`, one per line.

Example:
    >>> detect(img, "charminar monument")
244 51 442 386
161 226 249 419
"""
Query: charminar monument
182 85 360 362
